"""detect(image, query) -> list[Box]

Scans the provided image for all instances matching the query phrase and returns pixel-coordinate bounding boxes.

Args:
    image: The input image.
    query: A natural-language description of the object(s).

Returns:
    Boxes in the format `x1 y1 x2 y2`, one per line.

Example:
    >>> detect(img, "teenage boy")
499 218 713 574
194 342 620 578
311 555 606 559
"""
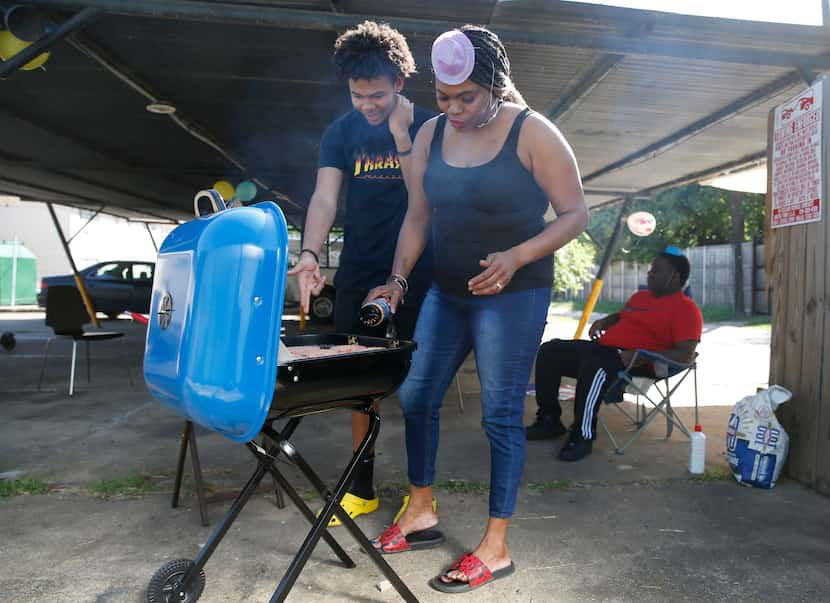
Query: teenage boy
288 21 433 524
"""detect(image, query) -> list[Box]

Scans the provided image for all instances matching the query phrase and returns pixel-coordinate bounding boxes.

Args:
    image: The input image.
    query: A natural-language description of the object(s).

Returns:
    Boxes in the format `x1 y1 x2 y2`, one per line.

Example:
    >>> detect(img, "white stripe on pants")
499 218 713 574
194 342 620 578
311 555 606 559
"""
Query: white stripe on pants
581 368 607 439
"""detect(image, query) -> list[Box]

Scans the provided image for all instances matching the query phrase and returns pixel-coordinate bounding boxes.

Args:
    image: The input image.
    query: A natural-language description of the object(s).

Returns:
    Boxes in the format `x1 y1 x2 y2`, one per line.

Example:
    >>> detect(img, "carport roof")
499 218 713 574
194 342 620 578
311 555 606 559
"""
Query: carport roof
2 0 828 227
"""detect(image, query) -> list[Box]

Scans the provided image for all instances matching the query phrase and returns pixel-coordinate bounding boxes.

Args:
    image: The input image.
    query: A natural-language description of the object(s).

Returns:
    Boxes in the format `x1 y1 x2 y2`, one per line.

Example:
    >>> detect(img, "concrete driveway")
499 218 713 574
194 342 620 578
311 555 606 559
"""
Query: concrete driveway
1 310 827 603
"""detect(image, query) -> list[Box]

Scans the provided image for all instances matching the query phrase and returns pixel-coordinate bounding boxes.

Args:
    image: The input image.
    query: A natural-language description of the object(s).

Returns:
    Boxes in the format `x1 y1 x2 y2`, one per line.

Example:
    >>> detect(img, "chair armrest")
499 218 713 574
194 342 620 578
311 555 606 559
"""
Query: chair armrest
629 349 695 379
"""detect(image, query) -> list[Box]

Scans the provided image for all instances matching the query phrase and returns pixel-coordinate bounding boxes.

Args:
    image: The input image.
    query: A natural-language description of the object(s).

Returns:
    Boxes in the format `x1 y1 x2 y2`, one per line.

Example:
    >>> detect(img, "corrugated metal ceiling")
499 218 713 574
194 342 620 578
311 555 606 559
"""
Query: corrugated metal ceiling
1 0 828 224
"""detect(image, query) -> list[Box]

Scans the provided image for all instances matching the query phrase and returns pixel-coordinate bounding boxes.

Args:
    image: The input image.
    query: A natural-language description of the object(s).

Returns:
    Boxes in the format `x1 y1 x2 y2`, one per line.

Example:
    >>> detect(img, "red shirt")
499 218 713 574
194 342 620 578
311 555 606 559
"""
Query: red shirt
599 290 702 351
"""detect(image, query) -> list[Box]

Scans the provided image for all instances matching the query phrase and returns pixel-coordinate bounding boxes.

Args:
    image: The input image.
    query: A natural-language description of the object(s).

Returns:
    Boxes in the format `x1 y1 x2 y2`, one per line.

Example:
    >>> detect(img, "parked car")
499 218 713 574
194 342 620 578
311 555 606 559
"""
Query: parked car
39 257 339 323
37 261 154 319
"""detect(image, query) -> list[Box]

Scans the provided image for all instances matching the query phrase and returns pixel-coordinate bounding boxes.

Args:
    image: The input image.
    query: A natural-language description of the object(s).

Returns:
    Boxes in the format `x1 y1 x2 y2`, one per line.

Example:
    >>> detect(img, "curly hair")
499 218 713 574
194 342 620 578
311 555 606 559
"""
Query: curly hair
459 24 526 106
333 20 417 82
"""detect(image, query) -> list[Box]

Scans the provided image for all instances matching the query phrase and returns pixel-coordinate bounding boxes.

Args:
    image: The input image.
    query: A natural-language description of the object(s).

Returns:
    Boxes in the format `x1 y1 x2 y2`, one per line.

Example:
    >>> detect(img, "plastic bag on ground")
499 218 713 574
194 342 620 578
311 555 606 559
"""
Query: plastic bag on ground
726 385 792 489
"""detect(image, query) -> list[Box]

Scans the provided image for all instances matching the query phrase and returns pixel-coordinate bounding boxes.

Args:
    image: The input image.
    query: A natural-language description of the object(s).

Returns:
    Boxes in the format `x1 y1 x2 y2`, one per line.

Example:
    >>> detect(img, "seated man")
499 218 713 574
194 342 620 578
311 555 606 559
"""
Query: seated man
526 247 703 461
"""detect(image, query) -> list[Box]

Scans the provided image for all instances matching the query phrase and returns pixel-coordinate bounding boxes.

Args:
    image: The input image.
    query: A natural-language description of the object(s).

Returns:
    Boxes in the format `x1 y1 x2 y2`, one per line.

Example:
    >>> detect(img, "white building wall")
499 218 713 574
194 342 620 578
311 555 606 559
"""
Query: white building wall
0 201 74 280
0 200 172 285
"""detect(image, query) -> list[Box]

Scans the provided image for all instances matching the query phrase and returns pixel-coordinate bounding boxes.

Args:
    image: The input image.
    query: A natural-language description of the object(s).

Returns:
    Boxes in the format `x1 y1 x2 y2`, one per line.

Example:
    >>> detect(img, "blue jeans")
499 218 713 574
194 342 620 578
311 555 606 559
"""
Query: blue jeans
398 285 550 518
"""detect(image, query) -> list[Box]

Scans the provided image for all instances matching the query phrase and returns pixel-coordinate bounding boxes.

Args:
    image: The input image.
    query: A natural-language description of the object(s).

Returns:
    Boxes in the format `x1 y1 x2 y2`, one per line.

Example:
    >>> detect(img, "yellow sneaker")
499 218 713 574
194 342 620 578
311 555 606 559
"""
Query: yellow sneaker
392 495 438 525
318 492 379 527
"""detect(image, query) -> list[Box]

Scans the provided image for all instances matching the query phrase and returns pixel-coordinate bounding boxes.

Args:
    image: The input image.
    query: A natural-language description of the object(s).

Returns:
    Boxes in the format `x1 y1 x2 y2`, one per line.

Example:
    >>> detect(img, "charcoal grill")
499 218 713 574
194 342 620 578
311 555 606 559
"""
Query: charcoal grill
143 192 417 603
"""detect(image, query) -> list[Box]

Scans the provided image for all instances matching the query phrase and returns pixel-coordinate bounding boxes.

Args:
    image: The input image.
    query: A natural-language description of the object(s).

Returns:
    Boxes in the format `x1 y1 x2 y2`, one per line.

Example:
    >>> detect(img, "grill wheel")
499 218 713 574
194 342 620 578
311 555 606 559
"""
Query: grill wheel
146 559 206 603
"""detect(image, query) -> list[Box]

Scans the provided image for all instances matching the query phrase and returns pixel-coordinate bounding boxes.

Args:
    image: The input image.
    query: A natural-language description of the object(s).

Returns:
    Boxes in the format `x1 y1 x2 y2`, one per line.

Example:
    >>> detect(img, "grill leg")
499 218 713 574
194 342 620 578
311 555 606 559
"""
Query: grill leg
188 424 210 526
174 420 306 593
273 480 285 509
261 434 285 509
177 451 273 593
266 408 417 603
252 419 353 565
171 420 209 526
258 454 355 569
171 420 190 509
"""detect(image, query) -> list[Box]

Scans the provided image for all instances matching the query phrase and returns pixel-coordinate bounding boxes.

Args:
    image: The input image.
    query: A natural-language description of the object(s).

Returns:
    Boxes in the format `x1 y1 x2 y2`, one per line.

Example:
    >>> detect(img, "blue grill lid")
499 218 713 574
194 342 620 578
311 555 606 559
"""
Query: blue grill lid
143 201 288 442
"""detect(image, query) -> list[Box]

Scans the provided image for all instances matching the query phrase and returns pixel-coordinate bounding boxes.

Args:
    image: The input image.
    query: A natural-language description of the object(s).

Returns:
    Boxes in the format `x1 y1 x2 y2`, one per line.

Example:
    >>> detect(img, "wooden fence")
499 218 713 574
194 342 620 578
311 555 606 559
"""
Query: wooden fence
570 240 769 314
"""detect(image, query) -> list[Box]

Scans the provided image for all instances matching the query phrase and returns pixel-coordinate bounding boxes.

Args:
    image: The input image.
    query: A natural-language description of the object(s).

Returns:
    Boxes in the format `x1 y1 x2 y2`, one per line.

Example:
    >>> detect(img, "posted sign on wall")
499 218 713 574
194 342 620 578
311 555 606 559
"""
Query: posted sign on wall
771 81 823 228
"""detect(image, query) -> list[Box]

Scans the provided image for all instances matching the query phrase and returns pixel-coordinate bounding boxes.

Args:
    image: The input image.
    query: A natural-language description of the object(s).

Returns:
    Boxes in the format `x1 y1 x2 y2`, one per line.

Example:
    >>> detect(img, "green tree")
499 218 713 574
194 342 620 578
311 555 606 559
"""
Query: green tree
741 192 765 240
553 235 596 295
589 184 765 263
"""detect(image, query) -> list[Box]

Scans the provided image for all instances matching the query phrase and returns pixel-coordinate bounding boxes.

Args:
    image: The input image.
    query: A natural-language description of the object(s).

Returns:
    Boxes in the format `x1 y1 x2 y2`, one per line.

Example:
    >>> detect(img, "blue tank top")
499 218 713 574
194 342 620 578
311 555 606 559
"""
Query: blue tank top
423 108 554 297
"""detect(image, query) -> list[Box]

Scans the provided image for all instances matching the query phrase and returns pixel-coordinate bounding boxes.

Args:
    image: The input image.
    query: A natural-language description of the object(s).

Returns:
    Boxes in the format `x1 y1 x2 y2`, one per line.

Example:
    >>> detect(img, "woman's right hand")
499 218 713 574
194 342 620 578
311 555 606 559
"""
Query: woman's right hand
287 254 325 314
364 281 404 314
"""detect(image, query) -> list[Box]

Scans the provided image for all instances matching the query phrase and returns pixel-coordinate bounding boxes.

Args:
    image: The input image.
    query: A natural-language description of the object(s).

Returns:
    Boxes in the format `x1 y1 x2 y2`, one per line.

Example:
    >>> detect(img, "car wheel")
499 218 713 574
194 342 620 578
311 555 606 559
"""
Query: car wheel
310 287 335 323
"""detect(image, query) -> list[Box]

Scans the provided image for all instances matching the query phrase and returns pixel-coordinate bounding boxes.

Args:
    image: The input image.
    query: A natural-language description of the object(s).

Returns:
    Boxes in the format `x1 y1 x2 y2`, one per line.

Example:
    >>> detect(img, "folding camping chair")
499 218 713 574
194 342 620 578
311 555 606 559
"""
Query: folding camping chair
599 349 698 454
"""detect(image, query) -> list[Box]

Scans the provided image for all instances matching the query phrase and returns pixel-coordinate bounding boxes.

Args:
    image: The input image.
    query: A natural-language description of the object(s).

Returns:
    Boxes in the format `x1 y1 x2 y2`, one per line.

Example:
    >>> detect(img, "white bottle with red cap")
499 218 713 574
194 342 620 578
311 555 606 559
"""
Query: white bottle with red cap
689 424 706 474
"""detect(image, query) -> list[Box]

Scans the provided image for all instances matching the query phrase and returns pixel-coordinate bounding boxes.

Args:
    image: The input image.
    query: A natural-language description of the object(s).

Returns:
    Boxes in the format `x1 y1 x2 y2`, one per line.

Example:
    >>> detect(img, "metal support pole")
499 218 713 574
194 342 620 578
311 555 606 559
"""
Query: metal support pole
145 223 159 254
46 203 100 327
573 195 633 339
548 53 624 122
0 7 102 78
66 207 103 244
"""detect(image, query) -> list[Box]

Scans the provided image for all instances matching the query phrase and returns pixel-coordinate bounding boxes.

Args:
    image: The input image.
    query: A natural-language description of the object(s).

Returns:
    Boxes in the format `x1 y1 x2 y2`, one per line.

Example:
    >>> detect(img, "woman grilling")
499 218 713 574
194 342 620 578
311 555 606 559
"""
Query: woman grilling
366 25 589 593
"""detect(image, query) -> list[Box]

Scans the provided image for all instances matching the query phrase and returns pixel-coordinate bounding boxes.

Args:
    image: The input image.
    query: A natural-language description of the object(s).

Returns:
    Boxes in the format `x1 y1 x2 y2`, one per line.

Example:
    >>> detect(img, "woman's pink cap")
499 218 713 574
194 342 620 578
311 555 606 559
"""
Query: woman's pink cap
431 30 475 85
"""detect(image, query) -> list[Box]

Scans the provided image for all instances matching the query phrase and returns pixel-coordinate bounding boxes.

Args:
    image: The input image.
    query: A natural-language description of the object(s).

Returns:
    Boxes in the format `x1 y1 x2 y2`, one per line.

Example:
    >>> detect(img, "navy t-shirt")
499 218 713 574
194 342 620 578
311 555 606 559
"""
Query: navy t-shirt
318 105 434 290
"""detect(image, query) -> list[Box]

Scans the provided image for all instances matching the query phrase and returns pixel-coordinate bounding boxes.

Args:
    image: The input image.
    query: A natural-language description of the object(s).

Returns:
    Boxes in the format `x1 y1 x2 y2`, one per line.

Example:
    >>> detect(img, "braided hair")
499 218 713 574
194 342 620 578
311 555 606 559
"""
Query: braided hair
459 25 526 106
333 20 417 83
